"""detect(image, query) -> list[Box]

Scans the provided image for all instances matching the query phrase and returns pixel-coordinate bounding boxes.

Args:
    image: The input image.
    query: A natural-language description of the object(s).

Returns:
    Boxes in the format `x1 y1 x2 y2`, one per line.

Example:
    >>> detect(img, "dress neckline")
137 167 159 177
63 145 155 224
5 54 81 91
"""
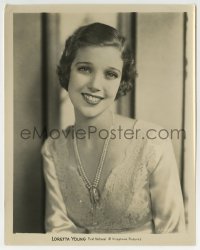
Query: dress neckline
65 119 139 202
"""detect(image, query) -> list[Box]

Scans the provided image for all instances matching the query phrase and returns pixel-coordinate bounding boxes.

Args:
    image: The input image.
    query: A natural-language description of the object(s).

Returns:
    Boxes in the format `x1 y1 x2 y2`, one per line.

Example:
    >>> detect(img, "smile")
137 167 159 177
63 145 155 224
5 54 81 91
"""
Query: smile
82 93 104 105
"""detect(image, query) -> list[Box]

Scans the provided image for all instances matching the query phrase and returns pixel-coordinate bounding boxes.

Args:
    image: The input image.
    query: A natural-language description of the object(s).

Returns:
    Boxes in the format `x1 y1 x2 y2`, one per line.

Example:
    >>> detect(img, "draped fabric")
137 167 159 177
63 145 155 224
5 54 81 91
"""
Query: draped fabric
41 119 185 234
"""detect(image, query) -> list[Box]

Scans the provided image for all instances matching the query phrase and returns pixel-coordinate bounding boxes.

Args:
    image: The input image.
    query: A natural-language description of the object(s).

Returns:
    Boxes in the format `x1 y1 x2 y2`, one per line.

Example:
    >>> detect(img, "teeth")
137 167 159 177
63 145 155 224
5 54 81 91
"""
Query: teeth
83 94 102 104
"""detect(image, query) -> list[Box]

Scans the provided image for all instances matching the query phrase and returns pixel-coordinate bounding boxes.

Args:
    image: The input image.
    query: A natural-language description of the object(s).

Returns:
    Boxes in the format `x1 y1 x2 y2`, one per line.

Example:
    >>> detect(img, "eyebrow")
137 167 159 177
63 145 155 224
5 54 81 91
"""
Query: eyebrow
75 62 92 65
75 62 121 74
107 67 121 74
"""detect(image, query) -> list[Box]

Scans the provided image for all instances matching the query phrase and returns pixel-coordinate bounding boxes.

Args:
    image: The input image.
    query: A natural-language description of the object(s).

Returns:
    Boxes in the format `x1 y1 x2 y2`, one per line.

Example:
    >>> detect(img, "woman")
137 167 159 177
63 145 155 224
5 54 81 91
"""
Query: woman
41 22 185 234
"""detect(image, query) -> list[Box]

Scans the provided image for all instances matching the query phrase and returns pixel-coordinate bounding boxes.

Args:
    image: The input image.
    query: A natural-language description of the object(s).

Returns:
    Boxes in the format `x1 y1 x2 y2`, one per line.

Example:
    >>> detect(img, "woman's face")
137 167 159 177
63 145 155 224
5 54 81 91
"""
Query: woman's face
68 46 123 118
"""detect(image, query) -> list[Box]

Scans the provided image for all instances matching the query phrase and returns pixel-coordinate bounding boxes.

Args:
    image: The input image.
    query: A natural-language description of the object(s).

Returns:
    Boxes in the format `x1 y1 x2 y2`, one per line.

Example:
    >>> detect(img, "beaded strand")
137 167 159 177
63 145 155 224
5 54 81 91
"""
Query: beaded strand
73 112 114 206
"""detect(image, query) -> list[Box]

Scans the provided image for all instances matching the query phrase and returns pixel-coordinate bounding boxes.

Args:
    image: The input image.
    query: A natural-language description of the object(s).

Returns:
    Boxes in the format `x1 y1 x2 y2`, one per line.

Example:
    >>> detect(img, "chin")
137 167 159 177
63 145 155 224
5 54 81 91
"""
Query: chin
75 105 109 119
78 109 102 119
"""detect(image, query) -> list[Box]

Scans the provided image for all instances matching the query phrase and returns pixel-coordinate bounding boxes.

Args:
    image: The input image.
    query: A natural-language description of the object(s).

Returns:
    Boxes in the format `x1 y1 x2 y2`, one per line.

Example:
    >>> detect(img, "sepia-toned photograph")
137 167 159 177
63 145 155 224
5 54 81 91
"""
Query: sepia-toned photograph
4 4 196 245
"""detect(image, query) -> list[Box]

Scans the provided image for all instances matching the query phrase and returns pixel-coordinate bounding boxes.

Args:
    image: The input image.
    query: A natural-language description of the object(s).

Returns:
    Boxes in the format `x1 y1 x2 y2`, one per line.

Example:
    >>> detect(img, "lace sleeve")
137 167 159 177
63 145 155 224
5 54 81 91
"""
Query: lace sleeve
149 138 186 233
41 139 79 233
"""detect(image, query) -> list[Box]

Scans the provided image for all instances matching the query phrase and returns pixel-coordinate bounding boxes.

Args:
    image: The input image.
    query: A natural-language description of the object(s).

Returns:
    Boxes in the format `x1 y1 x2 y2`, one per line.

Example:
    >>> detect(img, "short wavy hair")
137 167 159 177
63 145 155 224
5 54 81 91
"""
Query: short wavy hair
57 22 137 99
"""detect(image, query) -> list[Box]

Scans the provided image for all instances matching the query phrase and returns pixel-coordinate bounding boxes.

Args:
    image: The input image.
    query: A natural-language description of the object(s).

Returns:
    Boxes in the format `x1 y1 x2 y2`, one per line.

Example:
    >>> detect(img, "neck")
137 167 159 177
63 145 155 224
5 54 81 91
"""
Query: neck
74 109 114 134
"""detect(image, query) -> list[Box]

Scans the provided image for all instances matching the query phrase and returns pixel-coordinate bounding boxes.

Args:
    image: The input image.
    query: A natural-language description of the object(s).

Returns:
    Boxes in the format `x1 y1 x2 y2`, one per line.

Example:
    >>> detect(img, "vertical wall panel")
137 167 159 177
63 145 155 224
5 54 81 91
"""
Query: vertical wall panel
117 13 136 118
44 14 61 131
14 14 44 232
135 13 184 173
183 11 195 229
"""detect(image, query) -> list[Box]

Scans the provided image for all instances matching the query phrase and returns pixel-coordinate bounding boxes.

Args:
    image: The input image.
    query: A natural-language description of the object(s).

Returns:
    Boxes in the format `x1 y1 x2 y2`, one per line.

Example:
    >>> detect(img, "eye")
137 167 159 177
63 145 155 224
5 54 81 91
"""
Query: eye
105 70 119 80
77 66 92 74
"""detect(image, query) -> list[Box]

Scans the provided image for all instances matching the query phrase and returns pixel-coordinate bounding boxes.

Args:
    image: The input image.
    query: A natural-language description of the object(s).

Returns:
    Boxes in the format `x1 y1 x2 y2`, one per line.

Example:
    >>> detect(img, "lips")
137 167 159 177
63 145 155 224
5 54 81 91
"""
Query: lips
82 93 104 105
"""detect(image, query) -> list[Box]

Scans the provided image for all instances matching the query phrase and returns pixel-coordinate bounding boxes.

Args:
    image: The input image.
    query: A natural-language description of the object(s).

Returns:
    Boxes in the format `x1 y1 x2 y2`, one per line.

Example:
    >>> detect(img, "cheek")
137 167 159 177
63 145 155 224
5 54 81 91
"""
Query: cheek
105 81 121 97
68 71 89 90
68 73 79 95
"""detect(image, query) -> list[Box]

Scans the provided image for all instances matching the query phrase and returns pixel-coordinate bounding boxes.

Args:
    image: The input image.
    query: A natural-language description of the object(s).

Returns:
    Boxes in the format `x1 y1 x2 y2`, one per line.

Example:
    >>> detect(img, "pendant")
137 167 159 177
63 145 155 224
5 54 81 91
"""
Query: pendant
89 186 100 205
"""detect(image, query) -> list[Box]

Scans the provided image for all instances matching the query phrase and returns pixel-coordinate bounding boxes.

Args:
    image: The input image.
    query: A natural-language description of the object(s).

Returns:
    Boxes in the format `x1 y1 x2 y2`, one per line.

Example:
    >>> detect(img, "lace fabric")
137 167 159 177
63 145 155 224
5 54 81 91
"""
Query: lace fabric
41 120 186 233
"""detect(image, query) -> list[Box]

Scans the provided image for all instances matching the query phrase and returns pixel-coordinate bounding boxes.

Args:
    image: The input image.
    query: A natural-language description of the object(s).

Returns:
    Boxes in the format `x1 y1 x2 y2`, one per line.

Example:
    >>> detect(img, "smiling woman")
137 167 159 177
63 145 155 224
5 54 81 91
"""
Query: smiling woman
68 46 123 117
41 22 185 234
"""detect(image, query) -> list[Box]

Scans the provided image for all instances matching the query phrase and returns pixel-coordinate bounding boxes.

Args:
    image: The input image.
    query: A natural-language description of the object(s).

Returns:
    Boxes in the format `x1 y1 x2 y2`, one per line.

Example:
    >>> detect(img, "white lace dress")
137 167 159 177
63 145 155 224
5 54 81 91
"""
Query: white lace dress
41 120 185 234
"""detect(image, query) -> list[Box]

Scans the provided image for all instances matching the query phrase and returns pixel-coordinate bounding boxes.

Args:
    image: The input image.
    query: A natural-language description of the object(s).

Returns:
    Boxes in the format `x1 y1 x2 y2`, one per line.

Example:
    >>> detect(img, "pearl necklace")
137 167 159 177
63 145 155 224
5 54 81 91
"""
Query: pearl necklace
73 113 114 208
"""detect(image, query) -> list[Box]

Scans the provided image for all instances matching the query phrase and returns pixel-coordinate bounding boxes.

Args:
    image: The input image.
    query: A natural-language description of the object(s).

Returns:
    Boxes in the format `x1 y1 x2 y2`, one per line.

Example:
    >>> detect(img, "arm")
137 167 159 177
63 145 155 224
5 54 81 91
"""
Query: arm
149 138 186 233
41 139 80 233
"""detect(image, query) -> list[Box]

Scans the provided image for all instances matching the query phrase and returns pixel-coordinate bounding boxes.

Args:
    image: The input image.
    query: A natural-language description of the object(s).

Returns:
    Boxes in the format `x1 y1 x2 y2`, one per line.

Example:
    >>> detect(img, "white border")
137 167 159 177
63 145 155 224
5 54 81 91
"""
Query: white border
1 1 199 250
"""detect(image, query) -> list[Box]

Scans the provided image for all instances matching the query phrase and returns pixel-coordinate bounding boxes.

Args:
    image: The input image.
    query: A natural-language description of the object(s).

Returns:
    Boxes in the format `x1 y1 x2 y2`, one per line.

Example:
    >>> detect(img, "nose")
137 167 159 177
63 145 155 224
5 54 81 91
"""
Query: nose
87 86 100 93
87 72 102 93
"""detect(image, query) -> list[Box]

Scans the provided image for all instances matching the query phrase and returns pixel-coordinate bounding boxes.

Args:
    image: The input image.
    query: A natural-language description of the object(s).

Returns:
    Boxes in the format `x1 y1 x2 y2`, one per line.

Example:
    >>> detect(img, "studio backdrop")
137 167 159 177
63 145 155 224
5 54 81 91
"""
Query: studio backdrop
13 12 191 233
